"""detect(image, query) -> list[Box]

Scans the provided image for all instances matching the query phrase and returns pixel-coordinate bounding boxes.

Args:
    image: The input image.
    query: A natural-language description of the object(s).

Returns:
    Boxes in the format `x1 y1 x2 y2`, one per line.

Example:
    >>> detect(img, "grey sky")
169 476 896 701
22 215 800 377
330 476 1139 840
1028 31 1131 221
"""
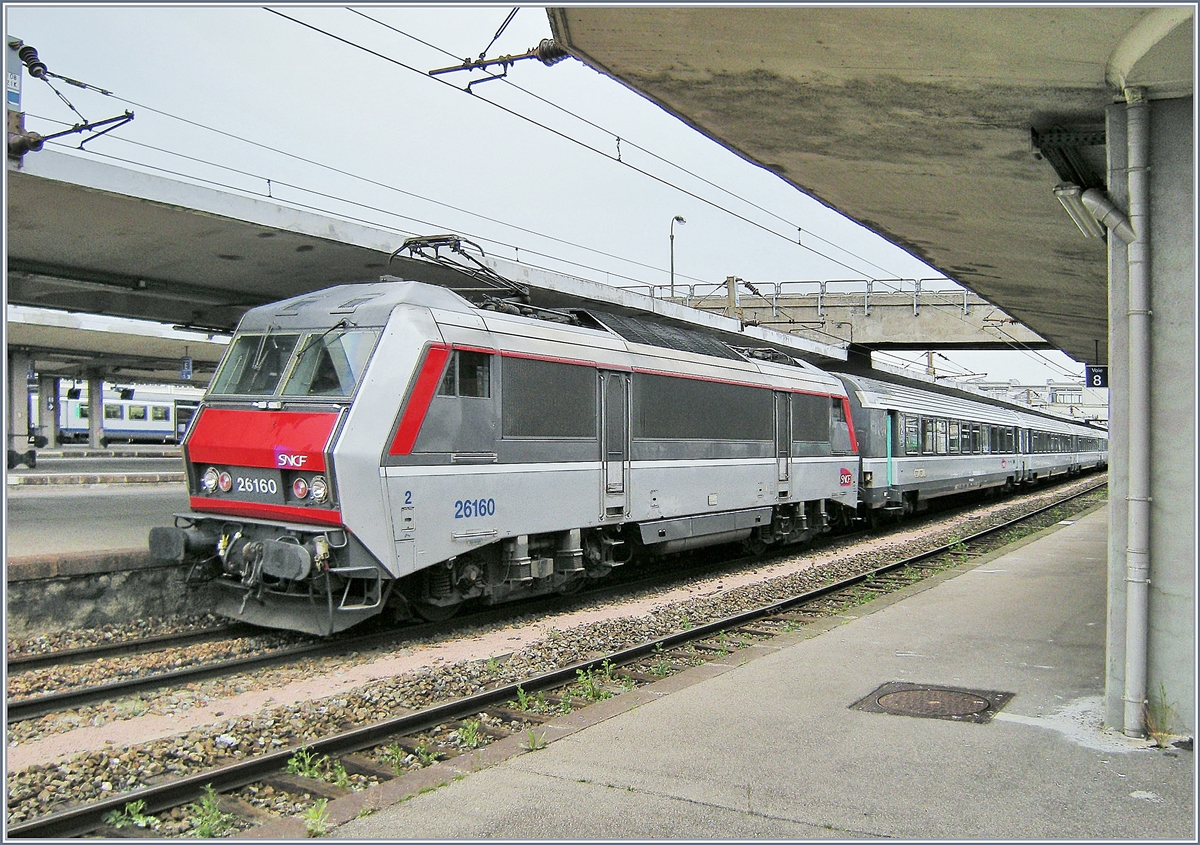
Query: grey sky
5 3 1086 384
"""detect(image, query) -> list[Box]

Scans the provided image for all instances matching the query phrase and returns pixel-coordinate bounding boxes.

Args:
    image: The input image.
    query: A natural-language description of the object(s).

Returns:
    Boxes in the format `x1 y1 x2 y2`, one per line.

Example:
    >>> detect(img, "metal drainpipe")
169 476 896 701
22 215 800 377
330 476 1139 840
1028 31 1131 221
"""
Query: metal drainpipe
1122 86 1152 738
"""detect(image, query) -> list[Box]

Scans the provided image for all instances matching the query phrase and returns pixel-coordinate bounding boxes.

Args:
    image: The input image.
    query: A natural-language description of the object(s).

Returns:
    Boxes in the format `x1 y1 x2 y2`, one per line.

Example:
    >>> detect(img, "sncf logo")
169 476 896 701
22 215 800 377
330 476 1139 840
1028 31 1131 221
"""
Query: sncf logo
277 453 308 469
839 468 854 487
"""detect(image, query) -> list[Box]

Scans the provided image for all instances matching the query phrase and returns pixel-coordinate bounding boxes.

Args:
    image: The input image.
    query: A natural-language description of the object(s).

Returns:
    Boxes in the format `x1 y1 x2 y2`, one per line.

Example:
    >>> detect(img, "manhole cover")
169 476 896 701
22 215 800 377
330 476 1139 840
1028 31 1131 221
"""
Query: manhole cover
850 682 1014 724
877 689 990 717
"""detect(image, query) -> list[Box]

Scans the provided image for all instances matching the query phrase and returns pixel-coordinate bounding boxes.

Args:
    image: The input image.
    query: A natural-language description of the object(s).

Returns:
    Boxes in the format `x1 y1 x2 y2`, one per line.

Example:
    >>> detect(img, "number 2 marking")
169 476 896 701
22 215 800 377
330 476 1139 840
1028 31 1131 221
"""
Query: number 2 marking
404 490 412 505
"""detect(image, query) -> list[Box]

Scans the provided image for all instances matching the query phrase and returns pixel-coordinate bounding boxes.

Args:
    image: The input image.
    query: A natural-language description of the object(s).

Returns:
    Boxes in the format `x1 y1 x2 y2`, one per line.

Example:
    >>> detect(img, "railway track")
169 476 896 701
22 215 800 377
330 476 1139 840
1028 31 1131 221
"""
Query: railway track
6 624 248 672
6 479 1106 838
6 475 1098 725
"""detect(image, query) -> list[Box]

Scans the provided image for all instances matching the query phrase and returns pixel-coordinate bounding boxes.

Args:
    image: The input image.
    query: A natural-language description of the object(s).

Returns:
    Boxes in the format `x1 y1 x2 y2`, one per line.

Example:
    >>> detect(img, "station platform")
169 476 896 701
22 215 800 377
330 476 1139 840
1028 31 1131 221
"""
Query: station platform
5 447 183 486
311 506 1193 840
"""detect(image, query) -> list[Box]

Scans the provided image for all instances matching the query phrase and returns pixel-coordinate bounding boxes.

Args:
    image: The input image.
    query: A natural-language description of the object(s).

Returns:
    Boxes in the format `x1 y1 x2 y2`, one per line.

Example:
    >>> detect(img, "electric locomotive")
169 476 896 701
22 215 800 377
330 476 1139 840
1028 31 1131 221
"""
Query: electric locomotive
151 275 860 635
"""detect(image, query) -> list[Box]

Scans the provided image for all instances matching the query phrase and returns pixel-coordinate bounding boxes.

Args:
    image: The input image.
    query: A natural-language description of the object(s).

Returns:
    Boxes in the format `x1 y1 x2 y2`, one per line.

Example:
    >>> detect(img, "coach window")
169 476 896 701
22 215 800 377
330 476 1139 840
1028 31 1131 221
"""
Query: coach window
947 420 961 454
904 415 920 455
151 406 171 422
128 405 148 421
105 405 124 421
981 424 991 454
78 405 88 419
921 418 935 454
439 350 493 398
970 422 982 453
935 419 948 454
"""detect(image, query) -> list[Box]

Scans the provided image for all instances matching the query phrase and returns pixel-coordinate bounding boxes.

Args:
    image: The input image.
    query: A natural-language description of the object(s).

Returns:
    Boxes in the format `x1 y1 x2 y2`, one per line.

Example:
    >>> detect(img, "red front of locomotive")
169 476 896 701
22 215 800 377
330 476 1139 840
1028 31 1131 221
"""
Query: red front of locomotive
149 284 409 636
185 407 343 527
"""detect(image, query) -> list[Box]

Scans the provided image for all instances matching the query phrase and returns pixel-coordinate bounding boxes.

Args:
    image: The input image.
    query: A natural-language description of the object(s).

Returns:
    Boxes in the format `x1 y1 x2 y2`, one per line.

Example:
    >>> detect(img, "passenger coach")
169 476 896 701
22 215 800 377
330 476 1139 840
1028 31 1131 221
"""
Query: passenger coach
838 372 1107 521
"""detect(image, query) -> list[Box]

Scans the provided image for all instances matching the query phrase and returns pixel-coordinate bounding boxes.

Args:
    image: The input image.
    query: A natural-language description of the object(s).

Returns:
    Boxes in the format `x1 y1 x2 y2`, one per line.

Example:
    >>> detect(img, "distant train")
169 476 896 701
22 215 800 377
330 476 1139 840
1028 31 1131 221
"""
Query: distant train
150 272 1107 636
56 388 201 446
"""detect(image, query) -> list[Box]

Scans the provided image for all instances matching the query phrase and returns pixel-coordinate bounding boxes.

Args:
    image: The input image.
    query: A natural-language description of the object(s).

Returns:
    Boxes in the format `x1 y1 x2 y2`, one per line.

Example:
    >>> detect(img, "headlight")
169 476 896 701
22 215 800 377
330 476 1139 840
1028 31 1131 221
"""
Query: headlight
201 467 219 493
310 475 328 503
218 471 232 493
292 476 310 500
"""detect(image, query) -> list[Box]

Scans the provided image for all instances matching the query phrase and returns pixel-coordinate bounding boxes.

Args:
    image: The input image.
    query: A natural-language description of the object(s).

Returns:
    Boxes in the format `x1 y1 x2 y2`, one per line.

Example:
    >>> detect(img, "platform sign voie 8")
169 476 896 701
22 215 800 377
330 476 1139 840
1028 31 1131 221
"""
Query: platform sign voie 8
1085 365 1108 389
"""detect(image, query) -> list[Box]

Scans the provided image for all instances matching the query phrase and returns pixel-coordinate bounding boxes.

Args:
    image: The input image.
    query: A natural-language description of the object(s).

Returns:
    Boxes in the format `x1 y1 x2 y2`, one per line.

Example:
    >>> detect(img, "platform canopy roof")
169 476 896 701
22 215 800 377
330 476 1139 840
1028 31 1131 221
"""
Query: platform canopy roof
547 6 1194 364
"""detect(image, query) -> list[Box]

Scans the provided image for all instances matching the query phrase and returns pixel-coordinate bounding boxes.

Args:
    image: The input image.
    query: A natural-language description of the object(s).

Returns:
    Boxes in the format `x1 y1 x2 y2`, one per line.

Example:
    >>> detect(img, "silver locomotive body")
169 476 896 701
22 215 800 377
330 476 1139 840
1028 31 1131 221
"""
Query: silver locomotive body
152 279 859 634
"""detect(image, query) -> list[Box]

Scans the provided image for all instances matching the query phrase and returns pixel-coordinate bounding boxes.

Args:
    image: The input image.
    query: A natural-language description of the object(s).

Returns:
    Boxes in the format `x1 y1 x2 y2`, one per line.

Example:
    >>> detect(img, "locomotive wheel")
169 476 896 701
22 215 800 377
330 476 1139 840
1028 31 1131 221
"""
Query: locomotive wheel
414 600 462 623
557 576 587 595
742 535 769 557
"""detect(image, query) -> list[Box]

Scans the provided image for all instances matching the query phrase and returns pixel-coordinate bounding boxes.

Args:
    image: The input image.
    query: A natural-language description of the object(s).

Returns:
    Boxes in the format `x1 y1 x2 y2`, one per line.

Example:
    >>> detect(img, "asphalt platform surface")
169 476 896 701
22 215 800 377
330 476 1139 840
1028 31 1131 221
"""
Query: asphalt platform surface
327 507 1194 841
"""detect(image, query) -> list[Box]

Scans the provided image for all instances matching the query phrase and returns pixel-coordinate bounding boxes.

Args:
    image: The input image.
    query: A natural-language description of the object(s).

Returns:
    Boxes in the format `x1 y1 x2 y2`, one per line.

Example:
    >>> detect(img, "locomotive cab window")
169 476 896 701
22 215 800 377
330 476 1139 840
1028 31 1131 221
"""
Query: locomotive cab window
210 332 301 396
438 350 492 398
282 328 379 398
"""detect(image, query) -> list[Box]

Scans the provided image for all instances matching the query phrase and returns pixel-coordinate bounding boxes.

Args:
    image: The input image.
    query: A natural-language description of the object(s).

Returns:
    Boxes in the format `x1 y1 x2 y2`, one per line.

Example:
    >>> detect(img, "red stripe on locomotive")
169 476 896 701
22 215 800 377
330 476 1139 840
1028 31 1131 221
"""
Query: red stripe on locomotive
187 408 337 470
189 496 344 526
842 397 859 454
389 343 451 455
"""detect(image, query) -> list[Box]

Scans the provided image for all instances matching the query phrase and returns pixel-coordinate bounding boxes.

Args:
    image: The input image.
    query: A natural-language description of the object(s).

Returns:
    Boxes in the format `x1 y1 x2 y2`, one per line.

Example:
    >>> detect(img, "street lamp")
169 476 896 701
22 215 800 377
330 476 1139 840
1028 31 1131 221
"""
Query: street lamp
669 215 686 298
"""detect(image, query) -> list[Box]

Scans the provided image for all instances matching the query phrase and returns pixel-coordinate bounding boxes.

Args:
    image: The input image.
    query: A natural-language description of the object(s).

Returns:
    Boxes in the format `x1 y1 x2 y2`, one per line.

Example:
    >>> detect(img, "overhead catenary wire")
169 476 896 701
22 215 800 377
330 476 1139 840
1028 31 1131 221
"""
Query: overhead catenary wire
19 10 1087 383
293 7 1076 373
30 8 959 300
348 7 910 283
263 7 886 281
36 128 700 292
20 102 711 288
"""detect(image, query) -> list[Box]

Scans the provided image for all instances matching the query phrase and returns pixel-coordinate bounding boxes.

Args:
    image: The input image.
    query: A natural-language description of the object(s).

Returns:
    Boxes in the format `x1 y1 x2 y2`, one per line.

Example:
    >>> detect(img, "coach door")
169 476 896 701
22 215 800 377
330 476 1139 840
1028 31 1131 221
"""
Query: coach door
600 371 630 517
774 391 791 493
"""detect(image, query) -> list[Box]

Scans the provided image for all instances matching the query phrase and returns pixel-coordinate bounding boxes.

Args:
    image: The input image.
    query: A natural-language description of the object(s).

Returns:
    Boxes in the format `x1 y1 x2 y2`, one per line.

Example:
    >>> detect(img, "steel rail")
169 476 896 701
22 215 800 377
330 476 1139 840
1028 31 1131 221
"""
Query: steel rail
6 574 670 724
7 480 1104 839
6 625 247 672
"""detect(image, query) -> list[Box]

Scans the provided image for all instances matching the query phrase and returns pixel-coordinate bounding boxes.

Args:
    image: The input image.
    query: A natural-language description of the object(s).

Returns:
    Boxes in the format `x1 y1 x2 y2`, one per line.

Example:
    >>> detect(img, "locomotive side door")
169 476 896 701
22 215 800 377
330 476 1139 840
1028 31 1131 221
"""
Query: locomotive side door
600 371 630 517
774 391 791 494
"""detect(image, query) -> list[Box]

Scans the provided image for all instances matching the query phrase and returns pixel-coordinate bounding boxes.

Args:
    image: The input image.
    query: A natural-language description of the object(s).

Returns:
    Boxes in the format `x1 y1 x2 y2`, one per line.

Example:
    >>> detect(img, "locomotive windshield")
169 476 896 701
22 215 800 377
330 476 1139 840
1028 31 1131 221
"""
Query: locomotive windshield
282 327 378 397
210 331 300 396
208 327 379 398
